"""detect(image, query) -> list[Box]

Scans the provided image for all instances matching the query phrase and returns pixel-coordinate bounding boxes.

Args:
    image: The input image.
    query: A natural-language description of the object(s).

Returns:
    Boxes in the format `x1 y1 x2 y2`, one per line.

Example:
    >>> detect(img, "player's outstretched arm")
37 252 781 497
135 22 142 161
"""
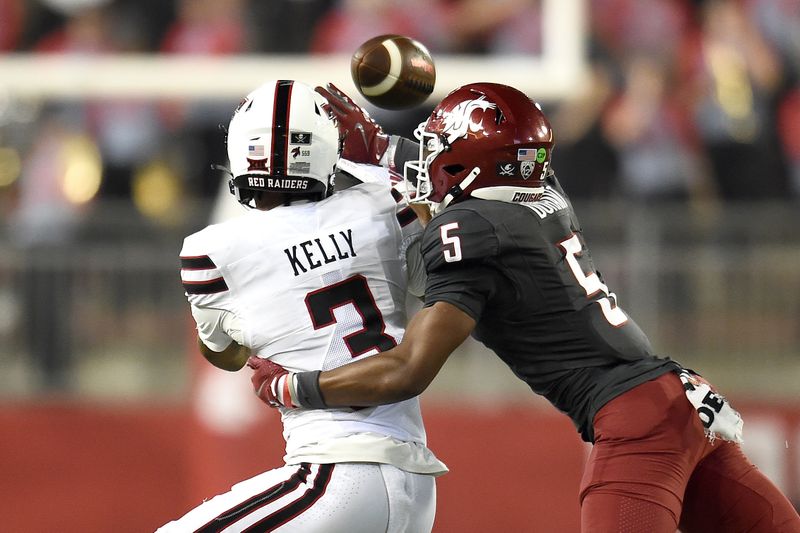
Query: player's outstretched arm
253 302 475 408
197 336 251 372
318 302 473 405
316 83 389 165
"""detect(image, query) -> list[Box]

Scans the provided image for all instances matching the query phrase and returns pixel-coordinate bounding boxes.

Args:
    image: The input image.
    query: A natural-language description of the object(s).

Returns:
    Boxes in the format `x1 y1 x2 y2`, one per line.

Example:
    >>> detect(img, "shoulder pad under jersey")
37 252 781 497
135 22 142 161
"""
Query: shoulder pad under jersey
421 206 499 272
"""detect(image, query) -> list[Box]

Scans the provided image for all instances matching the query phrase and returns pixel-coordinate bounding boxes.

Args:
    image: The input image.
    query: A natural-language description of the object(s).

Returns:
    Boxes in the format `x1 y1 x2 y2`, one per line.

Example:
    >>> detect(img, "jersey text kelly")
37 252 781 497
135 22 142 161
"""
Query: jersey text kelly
284 229 357 276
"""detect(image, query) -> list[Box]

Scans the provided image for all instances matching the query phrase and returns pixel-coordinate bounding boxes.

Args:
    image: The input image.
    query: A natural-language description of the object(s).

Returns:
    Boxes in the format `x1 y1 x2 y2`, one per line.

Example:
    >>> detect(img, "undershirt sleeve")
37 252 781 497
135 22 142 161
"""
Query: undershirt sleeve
190 305 245 352
384 136 420 184
403 235 427 298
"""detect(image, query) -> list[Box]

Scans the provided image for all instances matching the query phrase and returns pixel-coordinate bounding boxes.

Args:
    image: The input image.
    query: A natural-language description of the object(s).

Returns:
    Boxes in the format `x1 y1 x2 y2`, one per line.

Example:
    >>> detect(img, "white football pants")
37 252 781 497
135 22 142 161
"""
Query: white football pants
156 462 436 533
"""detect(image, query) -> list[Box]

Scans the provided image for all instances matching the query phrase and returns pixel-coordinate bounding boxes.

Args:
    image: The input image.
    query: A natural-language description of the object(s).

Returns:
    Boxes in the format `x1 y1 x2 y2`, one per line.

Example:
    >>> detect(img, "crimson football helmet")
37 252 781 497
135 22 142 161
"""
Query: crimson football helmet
226 80 340 207
403 83 554 212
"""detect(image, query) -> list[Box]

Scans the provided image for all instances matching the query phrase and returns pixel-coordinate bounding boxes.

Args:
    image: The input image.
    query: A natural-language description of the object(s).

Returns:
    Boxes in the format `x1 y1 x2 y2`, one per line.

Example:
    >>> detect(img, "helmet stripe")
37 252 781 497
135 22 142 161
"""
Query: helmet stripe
271 80 294 176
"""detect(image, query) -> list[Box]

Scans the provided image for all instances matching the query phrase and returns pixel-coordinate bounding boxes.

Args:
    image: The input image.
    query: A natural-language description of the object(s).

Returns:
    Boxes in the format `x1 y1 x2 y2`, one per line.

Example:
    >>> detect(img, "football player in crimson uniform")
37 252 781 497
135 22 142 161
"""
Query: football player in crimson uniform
161 80 447 533
253 83 800 532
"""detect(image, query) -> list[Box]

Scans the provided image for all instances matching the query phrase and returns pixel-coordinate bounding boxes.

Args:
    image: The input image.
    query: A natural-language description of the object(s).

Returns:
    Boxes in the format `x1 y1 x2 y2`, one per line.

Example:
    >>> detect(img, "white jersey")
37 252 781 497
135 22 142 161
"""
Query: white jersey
180 162 446 475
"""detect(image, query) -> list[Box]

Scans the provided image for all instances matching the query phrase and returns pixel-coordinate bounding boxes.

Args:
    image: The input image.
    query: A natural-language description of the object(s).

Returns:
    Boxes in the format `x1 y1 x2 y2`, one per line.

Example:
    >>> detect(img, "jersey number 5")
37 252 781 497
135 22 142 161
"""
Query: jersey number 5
440 222 462 263
305 274 397 358
558 233 628 327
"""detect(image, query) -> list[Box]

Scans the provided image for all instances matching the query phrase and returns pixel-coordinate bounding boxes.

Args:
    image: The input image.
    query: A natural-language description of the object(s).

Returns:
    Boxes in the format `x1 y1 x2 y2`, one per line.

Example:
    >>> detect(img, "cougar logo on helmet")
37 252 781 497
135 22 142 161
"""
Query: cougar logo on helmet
439 96 496 145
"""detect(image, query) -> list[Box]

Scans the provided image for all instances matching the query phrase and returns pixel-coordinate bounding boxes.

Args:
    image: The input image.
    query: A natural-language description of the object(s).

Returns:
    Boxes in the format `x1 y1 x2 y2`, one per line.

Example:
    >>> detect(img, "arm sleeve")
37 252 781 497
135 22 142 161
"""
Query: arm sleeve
382 135 420 185
335 159 391 185
403 234 427 298
396 187 426 297
190 305 245 352
332 169 363 191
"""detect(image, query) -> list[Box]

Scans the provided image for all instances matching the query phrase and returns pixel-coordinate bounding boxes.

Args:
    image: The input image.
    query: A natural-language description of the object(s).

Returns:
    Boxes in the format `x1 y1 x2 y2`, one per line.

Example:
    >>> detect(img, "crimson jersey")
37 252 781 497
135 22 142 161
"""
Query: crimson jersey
420 173 676 442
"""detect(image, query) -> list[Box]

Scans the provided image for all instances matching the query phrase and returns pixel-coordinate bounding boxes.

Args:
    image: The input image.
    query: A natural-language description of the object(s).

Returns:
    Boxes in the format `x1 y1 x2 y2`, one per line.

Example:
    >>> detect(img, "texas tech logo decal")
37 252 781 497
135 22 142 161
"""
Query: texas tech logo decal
247 157 269 172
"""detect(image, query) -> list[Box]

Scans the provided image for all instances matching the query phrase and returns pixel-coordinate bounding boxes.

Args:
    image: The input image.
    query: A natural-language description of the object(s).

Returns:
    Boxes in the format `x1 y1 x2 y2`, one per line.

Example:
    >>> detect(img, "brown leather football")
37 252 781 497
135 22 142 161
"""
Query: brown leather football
350 34 436 110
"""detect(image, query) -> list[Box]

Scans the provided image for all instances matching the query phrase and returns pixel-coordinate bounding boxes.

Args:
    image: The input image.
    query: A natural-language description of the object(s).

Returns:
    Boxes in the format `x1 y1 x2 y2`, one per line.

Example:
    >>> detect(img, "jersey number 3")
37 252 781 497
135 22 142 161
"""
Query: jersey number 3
305 274 397 357
558 233 628 327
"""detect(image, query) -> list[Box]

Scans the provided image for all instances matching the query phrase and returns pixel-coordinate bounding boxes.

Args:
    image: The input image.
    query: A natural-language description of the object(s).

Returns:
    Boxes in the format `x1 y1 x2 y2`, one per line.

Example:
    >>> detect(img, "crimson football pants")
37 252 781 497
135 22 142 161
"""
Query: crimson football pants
580 372 800 532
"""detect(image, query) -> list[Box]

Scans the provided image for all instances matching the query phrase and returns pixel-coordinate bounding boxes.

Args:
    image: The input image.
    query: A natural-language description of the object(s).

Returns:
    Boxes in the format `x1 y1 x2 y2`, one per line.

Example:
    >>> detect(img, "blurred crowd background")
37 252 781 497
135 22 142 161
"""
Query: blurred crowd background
0 0 798 399
1 0 799 201
1 1 800 530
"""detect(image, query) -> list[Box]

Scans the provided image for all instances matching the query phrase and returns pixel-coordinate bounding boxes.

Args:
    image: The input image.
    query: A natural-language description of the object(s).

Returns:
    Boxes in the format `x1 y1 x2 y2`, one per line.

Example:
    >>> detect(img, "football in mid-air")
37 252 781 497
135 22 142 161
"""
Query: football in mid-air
350 34 436 110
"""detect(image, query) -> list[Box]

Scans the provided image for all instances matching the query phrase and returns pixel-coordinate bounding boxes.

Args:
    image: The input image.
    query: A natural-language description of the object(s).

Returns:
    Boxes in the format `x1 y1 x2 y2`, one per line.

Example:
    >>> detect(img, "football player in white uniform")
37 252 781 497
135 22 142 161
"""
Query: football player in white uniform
158 80 446 533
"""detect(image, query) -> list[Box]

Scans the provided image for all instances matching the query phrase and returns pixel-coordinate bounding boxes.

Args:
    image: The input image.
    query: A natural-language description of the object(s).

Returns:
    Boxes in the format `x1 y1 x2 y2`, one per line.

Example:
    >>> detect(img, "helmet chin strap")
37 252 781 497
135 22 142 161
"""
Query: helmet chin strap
437 167 481 213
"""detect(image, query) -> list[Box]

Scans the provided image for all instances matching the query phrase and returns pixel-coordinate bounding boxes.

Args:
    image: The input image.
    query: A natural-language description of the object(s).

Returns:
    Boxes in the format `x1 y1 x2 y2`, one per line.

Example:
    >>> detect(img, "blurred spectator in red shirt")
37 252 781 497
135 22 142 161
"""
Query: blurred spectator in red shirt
778 86 800 195
0 0 24 51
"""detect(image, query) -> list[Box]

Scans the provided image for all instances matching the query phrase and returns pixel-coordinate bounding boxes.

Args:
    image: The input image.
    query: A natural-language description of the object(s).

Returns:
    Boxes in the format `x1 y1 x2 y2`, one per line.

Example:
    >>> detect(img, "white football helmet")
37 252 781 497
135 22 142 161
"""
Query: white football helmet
226 80 341 207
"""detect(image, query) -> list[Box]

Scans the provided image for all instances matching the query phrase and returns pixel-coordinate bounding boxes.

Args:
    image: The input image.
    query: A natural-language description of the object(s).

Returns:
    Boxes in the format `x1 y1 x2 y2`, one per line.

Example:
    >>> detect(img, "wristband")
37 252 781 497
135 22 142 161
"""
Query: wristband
294 370 327 408
274 373 298 408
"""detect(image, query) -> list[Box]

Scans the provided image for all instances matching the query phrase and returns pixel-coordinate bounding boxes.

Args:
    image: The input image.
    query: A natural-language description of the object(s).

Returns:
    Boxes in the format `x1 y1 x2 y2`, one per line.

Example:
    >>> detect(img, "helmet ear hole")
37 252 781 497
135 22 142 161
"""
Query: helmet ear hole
443 164 465 176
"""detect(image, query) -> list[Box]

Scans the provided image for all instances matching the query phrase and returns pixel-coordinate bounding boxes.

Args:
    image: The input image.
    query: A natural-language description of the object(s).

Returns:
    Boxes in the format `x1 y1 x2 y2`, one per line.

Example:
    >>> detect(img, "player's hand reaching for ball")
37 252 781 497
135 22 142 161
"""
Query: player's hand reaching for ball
316 83 389 165
247 356 297 408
